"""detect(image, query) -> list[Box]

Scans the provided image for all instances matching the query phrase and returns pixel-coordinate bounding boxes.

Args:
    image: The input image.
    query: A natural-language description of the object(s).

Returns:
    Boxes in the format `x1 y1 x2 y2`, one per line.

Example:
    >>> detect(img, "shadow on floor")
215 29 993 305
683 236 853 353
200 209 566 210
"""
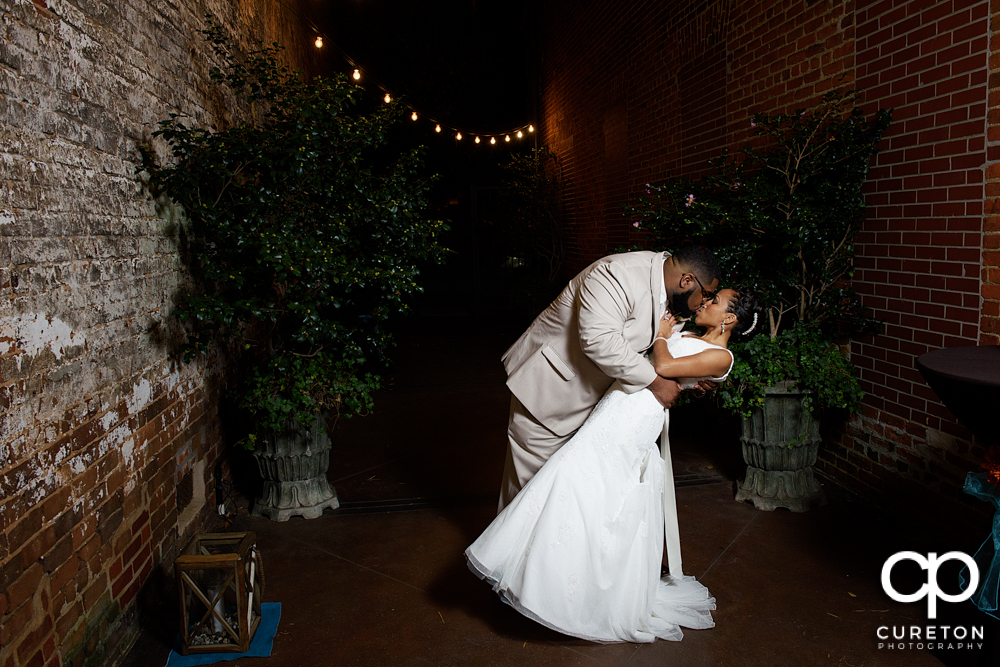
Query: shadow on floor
123 315 999 667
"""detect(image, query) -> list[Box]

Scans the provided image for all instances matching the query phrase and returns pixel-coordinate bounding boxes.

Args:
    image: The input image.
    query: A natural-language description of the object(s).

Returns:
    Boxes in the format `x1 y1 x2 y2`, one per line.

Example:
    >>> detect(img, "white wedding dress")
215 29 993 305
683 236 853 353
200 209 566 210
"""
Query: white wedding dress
466 333 732 643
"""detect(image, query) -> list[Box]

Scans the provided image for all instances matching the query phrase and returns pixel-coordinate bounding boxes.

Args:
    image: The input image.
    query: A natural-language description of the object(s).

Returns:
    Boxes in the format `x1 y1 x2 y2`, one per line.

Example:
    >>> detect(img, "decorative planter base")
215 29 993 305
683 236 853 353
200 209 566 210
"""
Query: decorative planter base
252 479 340 521
252 415 340 521
735 466 826 512
736 381 827 513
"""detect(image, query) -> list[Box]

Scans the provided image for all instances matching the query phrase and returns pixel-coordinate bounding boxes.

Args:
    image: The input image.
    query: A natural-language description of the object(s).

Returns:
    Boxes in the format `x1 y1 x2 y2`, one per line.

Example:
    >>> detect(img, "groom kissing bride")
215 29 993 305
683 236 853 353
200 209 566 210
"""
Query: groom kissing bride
466 246 766 643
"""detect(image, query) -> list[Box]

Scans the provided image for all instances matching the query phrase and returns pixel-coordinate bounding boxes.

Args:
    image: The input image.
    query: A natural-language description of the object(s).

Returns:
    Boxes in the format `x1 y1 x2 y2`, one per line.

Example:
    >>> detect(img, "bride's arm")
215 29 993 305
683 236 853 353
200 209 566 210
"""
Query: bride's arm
651 315 732 379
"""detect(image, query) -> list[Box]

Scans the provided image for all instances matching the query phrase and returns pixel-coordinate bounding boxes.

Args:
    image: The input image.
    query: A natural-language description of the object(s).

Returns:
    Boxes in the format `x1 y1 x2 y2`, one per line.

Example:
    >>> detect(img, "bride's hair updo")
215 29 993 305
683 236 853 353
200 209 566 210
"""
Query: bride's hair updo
726 286 766 341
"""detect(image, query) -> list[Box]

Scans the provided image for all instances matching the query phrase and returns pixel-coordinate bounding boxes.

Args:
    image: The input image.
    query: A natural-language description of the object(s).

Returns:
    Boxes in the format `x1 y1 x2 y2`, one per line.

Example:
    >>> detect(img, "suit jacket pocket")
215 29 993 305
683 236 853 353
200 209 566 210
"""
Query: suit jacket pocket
506 345 586 436
541 346 577 381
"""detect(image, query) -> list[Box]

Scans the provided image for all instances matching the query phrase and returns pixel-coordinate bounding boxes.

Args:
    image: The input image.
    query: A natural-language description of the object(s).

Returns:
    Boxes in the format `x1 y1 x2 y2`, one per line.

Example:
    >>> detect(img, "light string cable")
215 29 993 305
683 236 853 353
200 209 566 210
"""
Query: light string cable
268 0 535 146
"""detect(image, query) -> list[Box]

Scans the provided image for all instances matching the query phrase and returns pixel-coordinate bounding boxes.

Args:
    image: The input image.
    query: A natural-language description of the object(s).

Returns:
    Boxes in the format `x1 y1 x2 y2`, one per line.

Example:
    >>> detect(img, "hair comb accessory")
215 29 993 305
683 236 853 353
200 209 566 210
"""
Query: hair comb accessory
744 312 758 335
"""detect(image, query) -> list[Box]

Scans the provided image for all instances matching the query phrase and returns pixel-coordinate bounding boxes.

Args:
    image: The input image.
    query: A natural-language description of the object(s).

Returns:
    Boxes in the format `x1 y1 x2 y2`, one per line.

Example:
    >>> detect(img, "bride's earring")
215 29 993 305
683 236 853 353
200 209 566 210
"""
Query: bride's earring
720 321 725 334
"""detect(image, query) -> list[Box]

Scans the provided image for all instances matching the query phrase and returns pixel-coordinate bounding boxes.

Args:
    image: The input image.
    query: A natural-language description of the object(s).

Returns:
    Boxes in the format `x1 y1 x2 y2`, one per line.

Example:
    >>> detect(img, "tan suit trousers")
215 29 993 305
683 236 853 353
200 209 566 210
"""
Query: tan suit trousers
498 394 576 512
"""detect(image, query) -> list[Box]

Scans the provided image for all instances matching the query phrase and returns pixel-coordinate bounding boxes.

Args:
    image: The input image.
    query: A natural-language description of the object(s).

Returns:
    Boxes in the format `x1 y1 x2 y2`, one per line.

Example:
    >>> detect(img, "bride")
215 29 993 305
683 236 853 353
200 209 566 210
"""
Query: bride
466 286 766 643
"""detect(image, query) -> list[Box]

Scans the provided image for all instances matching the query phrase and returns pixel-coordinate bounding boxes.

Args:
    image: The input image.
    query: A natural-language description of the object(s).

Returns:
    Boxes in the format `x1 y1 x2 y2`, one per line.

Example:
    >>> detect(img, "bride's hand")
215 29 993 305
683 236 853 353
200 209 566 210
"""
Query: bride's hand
688 379 719 397
658 313 678 338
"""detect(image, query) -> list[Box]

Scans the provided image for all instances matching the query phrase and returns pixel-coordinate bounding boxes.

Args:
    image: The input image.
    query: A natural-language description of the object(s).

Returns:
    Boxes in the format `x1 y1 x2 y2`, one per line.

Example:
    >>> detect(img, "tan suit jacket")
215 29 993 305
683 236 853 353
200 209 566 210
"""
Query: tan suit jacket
501 251 666 437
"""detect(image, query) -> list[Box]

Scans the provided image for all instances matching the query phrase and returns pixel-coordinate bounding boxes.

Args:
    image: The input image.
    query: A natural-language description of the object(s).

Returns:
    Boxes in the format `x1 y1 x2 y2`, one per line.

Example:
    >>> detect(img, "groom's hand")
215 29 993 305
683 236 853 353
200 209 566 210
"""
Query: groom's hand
647 375 681 408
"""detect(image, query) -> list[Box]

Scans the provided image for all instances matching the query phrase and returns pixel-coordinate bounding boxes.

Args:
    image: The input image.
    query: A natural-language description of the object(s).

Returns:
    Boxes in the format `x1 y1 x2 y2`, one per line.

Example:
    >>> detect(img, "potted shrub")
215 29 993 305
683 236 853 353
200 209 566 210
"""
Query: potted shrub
630 89 891 511
140 21 447 520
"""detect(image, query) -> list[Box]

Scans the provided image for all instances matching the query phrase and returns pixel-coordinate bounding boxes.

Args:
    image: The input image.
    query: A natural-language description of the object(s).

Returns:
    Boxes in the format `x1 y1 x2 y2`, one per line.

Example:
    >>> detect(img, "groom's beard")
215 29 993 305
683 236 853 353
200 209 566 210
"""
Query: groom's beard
670 288 699 318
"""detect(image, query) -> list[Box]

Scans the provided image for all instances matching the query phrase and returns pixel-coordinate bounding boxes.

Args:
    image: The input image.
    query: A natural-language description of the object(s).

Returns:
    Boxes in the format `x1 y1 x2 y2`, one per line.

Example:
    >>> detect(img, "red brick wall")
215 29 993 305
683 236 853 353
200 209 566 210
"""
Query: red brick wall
986 0 1000 344
678 40 729 179
0 1 318 666
826 0 991 529
726 0 857 146
538 0 858 275
538 0 996 533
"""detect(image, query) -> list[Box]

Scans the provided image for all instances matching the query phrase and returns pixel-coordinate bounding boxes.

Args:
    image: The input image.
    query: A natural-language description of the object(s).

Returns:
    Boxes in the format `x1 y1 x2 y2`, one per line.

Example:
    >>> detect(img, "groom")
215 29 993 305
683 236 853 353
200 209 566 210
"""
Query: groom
498 246 721 510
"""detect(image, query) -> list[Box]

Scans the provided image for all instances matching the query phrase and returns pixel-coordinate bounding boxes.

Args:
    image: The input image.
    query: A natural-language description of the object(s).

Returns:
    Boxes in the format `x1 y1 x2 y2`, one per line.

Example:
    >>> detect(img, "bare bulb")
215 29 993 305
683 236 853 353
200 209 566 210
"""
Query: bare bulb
353 69 361 80
314 36 324 48
384 93 392 104
504 135 511 142
456 132 462 140
474 136 480 144
528 125 534 132
411 111 418 121
517 130 523 138
490 137 496 145
435 124 442 133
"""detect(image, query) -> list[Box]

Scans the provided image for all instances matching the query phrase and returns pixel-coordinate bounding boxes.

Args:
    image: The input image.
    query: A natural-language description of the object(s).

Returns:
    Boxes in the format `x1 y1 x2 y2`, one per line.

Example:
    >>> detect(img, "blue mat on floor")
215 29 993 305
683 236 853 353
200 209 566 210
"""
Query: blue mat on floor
164 603 281 666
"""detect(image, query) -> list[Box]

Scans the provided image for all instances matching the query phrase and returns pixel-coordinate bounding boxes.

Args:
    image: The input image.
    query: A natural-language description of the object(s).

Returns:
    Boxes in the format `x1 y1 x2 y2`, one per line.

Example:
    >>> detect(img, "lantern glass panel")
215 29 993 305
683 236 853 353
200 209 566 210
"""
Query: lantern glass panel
176 532 263 655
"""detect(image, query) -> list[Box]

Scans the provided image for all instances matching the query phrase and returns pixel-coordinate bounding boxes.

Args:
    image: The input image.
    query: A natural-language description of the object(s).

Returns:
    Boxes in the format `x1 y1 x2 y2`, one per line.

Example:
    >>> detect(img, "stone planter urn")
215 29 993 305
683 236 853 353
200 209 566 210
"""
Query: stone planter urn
734 380 827 512
251 414 340 521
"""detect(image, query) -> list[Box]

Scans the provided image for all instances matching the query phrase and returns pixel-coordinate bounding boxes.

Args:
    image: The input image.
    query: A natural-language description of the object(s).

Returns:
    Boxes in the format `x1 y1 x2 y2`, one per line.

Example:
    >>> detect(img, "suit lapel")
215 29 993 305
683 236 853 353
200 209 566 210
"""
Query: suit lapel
648 251 668 347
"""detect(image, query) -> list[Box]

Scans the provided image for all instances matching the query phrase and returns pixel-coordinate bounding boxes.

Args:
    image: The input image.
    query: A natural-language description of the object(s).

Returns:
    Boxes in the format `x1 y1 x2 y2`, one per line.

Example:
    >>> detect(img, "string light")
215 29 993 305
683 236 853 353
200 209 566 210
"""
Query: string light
346 59 535 145
294 22 536 148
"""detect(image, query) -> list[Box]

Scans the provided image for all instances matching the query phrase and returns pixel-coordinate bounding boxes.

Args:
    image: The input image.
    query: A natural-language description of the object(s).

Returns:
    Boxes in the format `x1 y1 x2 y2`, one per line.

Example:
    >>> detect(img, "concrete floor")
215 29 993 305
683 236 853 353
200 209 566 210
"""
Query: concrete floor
123 315 999 666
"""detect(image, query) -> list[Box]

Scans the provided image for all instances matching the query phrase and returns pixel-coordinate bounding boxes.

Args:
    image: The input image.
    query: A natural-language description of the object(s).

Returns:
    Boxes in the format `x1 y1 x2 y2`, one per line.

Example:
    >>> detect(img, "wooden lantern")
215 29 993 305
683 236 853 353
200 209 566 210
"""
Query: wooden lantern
175 532 264 655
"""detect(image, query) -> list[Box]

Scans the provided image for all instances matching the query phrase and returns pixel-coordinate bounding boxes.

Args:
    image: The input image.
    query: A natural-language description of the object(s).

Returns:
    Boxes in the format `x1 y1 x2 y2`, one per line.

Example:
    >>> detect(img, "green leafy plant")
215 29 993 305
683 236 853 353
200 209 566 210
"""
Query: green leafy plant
629 89 891 415
140 19 447 444
240 352 378 448
717 326 864 419
631 88 891 337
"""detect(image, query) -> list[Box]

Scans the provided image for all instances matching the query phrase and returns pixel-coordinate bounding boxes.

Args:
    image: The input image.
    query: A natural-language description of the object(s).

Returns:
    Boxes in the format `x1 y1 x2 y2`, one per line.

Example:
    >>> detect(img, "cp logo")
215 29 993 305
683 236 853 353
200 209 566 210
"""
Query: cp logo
881 551 979 619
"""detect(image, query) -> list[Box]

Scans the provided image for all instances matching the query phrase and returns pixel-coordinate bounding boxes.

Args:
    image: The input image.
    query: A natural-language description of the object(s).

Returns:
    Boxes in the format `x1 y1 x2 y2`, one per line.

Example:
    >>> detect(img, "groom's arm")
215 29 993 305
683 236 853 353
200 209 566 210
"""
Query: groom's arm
576 261 680 407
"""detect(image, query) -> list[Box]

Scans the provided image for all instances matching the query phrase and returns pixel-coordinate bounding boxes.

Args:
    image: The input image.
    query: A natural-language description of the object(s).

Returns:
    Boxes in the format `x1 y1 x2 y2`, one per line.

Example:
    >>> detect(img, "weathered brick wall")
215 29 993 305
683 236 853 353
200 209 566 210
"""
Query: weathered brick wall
538 0 997 535
0 1 318 665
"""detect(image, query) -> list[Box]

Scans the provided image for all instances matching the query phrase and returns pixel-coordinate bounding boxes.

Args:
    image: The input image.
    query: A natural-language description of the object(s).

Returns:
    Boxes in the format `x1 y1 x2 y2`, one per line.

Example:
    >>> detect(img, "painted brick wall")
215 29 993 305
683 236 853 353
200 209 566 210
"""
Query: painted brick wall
537 0 997 536
0 1 318 665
